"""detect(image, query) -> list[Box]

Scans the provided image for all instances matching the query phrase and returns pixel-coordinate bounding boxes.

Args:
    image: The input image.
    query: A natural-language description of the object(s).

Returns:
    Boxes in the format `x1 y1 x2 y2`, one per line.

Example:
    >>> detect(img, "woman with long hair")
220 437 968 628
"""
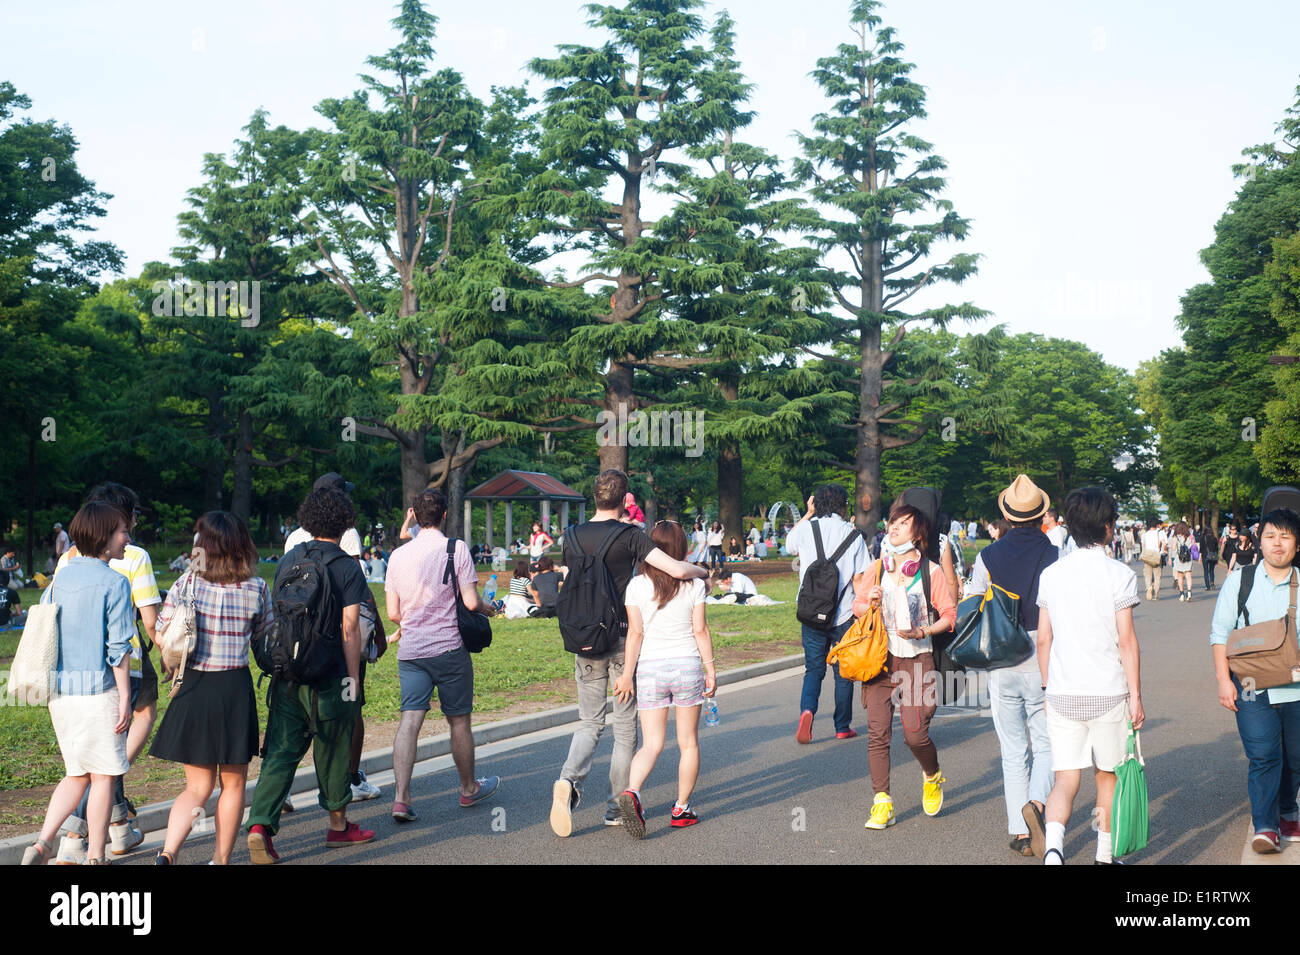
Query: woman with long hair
504 558 534 619
707 521 725 572
149 512 271 864
1168 521 1195 601
612 520 716 837
528 522 553 562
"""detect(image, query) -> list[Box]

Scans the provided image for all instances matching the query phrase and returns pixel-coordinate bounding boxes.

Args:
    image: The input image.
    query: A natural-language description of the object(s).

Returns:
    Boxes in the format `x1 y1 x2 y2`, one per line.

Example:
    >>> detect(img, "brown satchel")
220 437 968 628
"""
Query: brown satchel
1226 567 1300 691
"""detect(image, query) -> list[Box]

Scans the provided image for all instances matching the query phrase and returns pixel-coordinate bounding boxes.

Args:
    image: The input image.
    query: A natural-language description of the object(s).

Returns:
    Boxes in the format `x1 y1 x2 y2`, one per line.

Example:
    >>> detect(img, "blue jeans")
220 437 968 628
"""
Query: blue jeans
800 620 854 734
1233 676 1300 833
988 667 1054 834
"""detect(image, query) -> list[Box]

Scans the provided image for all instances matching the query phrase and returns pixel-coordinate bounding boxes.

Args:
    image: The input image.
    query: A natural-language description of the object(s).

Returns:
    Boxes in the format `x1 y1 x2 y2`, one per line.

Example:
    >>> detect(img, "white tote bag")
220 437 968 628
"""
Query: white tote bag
8 586 59 706
157 571 197 695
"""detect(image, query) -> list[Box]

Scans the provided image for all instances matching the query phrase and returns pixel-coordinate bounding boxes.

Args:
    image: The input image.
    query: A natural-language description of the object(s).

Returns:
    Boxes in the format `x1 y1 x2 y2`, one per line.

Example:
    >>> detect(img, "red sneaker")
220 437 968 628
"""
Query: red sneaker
247 825 279 865
835 729 858 739
325 822 375 848
1252 829 1281 853
796 710 814 744
670 805 700 828
1281 819 1300 842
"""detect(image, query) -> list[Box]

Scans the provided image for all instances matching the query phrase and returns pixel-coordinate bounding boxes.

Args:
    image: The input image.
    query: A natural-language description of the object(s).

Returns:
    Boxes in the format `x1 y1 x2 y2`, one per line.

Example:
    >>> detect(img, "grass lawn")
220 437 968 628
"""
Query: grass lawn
0 566 804 828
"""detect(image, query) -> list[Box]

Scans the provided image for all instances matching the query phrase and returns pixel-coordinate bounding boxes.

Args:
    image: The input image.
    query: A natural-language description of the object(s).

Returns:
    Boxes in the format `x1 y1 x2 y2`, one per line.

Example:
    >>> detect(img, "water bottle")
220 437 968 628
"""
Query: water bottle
483 573 497 603
704 697 719 727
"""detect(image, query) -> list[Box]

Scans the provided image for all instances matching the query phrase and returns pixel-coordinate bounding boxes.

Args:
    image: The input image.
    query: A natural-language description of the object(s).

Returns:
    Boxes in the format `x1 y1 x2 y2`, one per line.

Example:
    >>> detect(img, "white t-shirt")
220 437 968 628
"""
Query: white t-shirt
1045 524 1068 550
707 529 724 547
1141 528 1160 553
1036 545 1139 696
285 526 362 558
727 572 757 596
625 576 707 661
786 515 870 626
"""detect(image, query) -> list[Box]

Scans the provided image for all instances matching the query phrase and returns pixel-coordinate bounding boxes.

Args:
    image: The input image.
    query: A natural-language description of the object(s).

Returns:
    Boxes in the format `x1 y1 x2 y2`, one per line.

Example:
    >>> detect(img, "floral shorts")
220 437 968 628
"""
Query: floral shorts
635 656 706 709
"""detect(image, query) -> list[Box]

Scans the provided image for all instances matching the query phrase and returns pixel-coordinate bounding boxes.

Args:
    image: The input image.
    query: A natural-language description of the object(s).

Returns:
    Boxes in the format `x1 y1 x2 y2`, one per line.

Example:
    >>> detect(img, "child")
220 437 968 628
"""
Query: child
612 520 716 836
1035 486 1145 865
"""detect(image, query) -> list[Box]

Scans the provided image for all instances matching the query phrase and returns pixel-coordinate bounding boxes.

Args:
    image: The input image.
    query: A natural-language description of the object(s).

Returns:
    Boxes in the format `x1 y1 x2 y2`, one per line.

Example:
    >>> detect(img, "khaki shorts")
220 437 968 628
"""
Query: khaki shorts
1046 698 1130 773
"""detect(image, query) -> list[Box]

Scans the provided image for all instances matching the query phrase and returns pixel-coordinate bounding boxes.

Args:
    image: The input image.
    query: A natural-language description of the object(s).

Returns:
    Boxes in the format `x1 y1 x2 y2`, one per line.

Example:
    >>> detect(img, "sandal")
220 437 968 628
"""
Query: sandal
21 839 53 866
1010 835 1033 856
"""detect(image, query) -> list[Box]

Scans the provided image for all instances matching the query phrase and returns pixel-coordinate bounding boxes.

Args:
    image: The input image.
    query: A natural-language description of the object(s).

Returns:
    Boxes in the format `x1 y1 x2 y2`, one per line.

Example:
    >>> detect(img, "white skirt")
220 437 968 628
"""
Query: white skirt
49 688 130 777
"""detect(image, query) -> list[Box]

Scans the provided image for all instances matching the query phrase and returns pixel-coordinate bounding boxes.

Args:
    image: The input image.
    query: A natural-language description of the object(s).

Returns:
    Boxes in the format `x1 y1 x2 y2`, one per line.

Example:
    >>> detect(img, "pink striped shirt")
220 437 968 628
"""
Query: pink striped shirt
385 529 477 660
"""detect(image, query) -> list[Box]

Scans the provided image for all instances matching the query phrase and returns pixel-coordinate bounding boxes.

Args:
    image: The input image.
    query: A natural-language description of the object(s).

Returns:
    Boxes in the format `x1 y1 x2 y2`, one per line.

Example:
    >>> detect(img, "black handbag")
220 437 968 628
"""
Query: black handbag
946 583 1035 670
444 538 492 653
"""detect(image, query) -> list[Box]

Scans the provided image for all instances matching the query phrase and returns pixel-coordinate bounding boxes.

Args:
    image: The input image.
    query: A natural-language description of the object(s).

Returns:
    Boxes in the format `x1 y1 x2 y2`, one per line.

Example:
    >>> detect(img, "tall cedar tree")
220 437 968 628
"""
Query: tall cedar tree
793 0 983 530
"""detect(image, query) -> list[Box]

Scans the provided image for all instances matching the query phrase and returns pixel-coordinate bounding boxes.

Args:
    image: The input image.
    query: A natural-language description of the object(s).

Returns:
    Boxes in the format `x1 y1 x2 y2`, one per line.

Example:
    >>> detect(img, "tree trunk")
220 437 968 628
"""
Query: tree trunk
855 230 884 534
716 377 742 551
599 361 634 473
441 431 468 538
399 436 430 511
232 410 253 523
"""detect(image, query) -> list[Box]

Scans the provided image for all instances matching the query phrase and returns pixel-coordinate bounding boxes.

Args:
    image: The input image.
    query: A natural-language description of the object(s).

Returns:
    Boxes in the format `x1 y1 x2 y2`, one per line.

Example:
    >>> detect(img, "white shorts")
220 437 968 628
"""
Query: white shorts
1046 698 1129 773
49 688 130 777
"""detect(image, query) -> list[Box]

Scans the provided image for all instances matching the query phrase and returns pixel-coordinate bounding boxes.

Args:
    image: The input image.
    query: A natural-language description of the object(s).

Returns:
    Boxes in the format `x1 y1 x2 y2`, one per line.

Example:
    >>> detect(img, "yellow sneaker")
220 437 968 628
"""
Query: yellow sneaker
922 770 945 816
864 792 895 829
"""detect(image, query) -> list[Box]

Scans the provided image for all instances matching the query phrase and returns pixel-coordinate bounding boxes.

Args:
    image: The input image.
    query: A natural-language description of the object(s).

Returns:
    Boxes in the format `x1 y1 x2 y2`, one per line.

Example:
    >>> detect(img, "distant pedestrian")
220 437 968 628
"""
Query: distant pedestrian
1168 522 1195 601
1140 522 1163 600
1198 525 1220 590
529 522 554 561
1228 521 1258 573
707 521 725 571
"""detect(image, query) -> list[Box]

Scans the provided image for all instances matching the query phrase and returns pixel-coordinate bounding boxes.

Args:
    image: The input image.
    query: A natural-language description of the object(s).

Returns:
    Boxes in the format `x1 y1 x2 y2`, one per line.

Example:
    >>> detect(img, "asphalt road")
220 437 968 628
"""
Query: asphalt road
125 578 1256 865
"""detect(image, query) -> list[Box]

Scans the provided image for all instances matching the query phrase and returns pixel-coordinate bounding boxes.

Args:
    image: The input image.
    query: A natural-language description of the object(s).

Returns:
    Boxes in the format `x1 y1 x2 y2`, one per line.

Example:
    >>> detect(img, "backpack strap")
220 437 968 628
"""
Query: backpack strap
811 520 827 562
920 556 933 619
1237 563 1257 627
443 538 459 585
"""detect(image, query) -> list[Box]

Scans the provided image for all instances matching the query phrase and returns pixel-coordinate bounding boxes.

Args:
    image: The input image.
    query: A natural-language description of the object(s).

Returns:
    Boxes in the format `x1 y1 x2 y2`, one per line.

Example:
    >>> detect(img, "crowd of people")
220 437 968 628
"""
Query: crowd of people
12 462 1299 865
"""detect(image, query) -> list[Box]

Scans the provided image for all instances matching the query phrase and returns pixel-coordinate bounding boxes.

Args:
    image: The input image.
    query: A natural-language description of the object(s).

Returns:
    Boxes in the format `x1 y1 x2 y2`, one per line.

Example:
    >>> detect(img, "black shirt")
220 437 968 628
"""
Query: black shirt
562 520 656 600
0 587 17 625
275 540 370 677
531 570 561 609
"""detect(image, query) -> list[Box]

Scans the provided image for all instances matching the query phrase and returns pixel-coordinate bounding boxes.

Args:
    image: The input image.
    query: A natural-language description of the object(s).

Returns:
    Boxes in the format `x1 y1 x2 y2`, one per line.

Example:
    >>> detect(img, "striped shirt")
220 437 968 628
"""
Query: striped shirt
156 571 272 671
509 576 531 597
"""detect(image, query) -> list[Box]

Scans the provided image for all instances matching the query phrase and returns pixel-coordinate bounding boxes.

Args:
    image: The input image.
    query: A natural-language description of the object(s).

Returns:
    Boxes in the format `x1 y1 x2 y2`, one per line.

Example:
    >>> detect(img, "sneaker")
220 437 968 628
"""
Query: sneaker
1021 801 1047 859
20 840 52 866
325 821 375 848
391 801 418 823
351 770 382 801
670 805 700 828
281 794 295 813
1094 858 1127 865
155 850 175 866
550 779 578 837
796 710 814 744
109 818 145 856
603 810 622 827
459 775 500 807
1253 829 1282 853
835 729 858 740
247 824 280 865
1281 819 1300 842
55 833 87 866
922 770 946 816
617 790 646 839
864 792 896 829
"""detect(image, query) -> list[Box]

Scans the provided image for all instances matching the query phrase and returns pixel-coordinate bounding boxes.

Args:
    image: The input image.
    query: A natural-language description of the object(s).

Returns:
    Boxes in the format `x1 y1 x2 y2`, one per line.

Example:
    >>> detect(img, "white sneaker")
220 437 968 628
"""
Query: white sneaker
282 794 295 813
109 819 144 856
55 834 86 866
351 770 381 801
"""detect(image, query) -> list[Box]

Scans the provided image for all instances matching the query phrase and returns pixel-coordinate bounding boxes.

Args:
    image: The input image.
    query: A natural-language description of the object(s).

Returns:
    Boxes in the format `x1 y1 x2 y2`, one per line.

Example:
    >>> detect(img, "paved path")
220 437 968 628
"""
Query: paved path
122 580 1288 865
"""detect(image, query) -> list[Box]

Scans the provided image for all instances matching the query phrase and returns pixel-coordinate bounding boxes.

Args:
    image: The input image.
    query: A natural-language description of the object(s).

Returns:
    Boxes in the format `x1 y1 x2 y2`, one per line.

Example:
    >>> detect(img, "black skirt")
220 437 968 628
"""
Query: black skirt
149 667 259 766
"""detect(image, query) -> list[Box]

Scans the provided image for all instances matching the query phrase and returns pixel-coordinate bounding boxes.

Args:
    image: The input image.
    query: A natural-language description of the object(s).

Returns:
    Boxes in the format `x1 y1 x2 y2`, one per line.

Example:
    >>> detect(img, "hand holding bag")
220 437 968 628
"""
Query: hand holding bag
7 585 59 705
157 570 197 696
1111 721 1149 857
445 539 492 653
945 583 1035 670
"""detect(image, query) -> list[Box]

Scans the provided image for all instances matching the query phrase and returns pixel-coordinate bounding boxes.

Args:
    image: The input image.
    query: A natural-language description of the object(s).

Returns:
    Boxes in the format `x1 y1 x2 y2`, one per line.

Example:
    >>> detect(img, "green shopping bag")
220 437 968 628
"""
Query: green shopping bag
1111 721 1148 857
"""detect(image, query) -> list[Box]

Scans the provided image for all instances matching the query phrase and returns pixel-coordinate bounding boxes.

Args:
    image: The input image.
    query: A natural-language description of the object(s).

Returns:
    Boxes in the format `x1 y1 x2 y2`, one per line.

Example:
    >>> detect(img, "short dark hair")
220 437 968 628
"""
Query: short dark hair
1046 508 1059 522
193 511 258 584
86 482 139 525
594 469 629 510
297 488 355 540
70 500 125 558
1259 508 1300 543
412 489 448 528
536 555 554 572
1063 486 1117 548
813 484 848 518
991 518 1012 537
513 558 531 579
887 500 931 550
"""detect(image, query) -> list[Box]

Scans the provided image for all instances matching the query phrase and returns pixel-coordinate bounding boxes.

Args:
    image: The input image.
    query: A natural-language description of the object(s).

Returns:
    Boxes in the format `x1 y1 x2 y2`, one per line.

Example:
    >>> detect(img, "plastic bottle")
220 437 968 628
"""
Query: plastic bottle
484 573 497 603
704 697 719 727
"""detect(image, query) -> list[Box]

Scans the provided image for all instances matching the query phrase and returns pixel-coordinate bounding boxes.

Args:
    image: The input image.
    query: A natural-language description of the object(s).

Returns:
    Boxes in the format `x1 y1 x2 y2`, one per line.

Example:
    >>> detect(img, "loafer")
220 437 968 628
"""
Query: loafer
325 821 375 848
459 775 500 807
391 801 418 823
1010 835 1033 857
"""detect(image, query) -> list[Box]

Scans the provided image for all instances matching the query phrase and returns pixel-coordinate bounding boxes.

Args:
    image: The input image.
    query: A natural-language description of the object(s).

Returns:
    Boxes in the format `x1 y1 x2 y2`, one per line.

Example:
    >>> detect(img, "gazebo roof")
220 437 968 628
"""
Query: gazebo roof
466 470 586 503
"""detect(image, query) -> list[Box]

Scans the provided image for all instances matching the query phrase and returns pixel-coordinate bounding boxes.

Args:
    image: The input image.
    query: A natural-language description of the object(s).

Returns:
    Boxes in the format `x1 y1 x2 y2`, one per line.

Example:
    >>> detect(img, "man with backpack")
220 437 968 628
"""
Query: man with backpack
549 468 709 837
386 488 499 824
787 484 871 743
247 487 375 863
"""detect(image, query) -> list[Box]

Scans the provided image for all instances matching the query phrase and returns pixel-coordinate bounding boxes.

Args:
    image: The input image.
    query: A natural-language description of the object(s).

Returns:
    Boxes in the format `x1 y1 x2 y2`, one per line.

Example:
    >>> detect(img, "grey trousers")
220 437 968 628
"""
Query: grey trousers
560 645 639 814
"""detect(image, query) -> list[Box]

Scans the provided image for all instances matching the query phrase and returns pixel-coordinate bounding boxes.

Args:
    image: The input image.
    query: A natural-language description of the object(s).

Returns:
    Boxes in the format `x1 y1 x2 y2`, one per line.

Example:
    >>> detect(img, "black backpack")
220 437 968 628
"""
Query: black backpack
1178 540 1191 563
556 522 635 657
795 520 858 630
255 541 350 687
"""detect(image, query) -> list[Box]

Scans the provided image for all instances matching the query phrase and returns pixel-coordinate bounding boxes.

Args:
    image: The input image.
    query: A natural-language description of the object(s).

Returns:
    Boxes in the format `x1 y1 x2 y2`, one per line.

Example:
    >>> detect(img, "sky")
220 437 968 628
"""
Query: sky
3 0 1298 371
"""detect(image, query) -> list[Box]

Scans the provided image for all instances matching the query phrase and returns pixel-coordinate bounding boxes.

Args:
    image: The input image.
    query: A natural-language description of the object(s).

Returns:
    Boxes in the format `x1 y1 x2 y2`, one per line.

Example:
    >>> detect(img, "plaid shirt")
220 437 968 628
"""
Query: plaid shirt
157 572 272 671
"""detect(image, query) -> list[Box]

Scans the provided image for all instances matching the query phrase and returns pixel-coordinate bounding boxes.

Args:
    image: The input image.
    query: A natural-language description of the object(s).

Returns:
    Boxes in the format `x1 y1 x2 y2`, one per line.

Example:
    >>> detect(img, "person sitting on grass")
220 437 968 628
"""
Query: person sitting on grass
527 556 562 618
715 570 758 604
612 520 716 836
504 559 535 619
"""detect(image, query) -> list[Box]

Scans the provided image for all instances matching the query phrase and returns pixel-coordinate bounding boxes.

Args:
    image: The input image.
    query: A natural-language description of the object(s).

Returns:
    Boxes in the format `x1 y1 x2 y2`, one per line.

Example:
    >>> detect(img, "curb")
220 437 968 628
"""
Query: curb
1 653 801 864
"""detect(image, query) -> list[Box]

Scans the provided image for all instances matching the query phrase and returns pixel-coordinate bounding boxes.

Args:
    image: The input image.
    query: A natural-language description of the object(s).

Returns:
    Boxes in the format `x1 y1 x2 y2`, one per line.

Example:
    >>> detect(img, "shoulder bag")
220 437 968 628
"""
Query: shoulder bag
157 570 198 696
1226 566 1300 690
8 584 60 705
445 538 492 653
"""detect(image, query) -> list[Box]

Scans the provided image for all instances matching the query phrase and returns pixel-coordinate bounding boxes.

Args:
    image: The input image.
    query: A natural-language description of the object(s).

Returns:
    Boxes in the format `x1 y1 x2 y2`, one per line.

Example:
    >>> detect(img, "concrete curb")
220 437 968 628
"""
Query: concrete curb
1 653 801 865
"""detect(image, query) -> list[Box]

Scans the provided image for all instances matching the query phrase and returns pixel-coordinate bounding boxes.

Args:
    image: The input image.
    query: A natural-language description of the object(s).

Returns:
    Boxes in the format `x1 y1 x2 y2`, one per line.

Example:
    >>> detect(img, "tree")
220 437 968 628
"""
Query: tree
792 0 984 531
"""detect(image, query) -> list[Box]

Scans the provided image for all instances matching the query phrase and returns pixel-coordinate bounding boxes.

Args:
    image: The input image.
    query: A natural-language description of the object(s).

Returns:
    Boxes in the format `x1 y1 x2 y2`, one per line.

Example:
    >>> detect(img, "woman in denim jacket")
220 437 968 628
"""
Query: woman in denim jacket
21 501 135 865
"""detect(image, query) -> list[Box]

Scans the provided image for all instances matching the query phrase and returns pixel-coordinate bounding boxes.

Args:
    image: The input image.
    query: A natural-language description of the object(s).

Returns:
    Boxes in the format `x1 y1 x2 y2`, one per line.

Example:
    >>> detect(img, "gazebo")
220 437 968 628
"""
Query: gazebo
464 470 587 549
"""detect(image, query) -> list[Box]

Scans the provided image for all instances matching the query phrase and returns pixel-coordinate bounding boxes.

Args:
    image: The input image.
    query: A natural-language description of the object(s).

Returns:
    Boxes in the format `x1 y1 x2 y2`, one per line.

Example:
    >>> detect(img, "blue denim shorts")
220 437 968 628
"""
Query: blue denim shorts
636 656 705 709
398 648 474 716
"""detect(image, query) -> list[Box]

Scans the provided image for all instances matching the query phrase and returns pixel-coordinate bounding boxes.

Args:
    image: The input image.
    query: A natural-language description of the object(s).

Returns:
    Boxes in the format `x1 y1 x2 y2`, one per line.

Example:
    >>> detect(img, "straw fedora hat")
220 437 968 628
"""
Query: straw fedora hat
998 474 1050 523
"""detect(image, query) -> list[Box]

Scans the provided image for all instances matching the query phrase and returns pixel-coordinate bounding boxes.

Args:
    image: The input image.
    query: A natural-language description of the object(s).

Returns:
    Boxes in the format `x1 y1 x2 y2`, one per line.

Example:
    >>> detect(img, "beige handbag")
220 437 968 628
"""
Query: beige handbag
1227 569 1300 691
8 586 59 705
1139 550 1161 567
157 571 197 696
